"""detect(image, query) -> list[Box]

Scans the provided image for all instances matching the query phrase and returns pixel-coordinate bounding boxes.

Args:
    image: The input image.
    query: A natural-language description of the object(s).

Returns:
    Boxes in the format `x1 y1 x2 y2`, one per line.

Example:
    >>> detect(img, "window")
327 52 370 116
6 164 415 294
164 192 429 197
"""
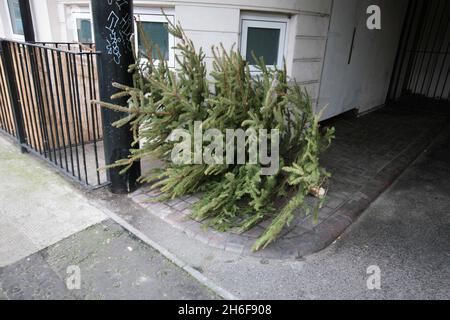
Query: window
68 8 93 43
138 21 169 60
240 14 288 71
135 9 175 68
76 18 93 43
7 0 24 36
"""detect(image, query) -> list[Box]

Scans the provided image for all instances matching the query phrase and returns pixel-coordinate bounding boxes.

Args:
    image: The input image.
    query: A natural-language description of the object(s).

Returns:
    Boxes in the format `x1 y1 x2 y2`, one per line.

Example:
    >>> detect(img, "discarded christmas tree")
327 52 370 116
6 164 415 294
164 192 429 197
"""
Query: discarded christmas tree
94 19 334 251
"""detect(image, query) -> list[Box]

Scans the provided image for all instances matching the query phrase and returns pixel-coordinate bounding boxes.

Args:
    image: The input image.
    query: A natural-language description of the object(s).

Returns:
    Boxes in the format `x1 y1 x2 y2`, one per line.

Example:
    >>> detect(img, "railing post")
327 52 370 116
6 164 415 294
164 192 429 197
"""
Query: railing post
0 40 27 153
91 0 140 194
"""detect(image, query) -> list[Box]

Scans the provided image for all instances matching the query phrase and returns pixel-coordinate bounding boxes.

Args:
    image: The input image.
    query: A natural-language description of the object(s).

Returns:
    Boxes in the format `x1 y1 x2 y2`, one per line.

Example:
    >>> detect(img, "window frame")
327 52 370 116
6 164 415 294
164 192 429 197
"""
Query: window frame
240 13 288 72
134 8 175 68
5 0 25 40
71 11 94 44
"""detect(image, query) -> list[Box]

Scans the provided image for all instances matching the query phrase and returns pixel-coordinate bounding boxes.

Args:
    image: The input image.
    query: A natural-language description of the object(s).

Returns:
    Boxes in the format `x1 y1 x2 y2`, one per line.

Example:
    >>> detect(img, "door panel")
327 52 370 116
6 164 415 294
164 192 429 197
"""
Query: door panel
318 0 408 120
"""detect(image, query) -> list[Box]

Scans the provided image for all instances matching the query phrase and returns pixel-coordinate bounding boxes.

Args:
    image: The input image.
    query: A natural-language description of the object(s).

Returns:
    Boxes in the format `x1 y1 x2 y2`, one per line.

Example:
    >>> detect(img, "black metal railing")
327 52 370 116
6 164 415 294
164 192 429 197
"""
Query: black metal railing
0 39 107 188
388 0 450 102
0 49 16 137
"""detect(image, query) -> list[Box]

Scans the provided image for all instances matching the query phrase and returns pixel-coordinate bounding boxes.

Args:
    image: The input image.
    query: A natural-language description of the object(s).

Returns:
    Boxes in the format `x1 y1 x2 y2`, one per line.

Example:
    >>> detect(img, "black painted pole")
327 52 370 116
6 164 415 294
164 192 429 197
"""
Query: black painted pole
18 0 35 42
15 0 34 153
91 0 140 194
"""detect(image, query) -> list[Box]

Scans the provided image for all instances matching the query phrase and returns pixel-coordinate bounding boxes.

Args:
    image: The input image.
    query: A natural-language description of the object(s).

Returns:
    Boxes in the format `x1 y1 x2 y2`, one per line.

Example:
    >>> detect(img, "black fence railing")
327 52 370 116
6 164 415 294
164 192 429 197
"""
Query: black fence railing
0 39 107 188
0 48 16 137
388 0 450 102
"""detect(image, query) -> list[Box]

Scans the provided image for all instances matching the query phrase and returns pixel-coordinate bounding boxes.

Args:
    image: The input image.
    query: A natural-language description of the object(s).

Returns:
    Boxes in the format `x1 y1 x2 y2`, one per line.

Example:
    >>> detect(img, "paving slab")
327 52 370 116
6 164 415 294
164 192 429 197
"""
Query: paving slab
0 136 107 267
0 220 218 300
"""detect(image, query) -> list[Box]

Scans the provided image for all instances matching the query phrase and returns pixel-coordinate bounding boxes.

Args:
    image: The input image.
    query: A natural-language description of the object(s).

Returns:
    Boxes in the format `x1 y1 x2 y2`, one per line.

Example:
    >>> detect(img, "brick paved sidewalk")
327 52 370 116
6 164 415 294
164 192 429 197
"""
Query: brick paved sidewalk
129 102 449 260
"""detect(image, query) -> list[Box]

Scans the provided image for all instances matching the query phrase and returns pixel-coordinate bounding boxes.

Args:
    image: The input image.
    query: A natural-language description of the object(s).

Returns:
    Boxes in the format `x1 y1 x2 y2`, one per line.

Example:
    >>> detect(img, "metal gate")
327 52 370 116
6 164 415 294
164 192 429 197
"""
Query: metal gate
387 0 450 103
0 40 107 188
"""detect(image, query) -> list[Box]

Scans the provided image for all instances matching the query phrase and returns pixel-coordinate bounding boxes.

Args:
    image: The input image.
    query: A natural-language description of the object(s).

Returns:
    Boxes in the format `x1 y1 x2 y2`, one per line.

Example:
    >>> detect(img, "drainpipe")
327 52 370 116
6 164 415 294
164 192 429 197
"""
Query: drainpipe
18 0 35 42
91 0 140 194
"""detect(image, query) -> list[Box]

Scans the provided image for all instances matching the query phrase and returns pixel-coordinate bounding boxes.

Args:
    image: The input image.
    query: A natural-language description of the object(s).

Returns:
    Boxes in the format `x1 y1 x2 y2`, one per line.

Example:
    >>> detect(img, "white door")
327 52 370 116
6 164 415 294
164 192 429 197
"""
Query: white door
318 0 364 120
318 0 408 120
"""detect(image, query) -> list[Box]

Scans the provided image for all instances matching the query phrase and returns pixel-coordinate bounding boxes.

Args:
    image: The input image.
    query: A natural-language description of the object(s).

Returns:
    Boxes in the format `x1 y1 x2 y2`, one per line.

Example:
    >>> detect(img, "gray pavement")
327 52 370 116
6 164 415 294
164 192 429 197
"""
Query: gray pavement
0 220 217 300
1 106 449 299
0 135 217 300
0 136 107 267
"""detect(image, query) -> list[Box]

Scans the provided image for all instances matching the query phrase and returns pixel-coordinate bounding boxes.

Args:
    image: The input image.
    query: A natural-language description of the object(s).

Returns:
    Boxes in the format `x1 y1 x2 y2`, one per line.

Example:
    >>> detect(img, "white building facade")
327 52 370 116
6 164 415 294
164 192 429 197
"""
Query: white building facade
0 0 408 120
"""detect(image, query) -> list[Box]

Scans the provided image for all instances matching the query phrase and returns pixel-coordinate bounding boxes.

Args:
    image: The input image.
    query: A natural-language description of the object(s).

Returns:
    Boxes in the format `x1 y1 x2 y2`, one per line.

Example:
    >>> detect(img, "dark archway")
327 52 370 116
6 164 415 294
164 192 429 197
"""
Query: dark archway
388 0 450 104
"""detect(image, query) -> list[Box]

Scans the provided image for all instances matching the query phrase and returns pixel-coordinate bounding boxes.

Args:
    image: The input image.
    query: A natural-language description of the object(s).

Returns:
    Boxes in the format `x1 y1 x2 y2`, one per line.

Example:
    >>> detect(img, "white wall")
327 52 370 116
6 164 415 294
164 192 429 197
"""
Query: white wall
318 0 409 120
0 0 333 110
55 0 91 42
30 0 53 41
0 0 58 41
0 2 5 38
292 6 332 106
0 0 18 40
50 0 332 101
173 0 332 103
175 4 240 74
